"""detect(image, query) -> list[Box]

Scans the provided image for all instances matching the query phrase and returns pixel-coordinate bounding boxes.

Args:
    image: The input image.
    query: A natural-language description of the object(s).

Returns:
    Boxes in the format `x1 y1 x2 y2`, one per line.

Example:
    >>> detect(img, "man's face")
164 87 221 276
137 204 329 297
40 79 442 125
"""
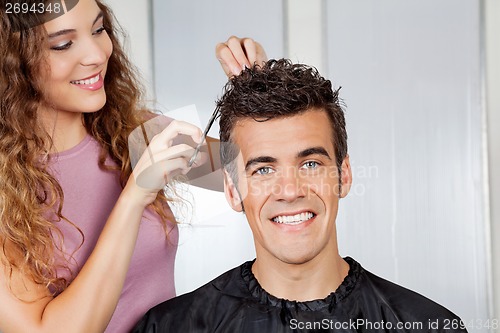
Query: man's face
224 108 352 265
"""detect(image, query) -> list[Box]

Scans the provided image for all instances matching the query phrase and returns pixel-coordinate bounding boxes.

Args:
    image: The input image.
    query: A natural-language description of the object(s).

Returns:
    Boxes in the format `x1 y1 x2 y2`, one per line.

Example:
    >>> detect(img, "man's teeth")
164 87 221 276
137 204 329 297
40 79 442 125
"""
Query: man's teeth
272 212 314 225
71 74 99 85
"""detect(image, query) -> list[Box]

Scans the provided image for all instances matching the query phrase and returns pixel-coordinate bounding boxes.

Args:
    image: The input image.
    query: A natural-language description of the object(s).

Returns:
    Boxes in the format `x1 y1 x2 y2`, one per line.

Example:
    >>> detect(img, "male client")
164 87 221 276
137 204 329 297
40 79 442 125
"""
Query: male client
133 59 467 333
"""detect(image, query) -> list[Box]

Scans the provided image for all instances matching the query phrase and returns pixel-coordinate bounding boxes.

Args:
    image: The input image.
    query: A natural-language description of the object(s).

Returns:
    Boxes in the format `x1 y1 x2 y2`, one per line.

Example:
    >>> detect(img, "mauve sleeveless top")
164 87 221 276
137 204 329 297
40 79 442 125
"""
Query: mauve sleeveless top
48 134 178 333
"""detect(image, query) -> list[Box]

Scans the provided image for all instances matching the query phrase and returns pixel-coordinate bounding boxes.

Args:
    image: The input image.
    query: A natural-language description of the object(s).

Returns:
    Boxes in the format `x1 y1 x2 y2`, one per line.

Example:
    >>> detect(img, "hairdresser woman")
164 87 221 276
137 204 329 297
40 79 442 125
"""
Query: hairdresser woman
0 0 265 332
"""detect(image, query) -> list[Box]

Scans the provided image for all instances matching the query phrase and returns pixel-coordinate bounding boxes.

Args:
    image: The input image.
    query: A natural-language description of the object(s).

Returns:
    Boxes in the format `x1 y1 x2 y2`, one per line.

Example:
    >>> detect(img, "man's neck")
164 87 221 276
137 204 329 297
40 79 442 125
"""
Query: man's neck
251 252 350 302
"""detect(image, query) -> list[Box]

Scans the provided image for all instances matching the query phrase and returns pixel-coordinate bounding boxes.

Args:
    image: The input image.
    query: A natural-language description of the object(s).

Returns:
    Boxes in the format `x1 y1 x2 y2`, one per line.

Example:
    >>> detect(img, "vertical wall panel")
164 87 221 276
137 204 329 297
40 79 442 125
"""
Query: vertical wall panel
152 0 284 295
286 0 325 73
152 0 284 130
326 0 490 329
485 0 500 327
106 0 154 99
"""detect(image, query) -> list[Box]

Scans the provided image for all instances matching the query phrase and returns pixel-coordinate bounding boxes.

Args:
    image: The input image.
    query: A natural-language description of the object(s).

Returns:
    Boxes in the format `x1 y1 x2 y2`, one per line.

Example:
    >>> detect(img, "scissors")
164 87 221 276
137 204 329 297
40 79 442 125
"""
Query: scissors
187 107 220 167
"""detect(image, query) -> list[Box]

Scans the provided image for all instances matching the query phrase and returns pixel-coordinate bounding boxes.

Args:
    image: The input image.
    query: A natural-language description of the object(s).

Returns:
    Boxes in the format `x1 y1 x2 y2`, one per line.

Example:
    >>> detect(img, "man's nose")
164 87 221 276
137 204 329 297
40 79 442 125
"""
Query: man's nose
272 168 306 202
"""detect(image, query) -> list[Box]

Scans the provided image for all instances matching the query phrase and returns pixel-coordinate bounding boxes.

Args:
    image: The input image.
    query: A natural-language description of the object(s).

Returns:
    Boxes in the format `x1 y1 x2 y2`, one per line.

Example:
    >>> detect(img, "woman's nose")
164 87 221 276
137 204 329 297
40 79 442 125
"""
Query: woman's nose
80 35 111 67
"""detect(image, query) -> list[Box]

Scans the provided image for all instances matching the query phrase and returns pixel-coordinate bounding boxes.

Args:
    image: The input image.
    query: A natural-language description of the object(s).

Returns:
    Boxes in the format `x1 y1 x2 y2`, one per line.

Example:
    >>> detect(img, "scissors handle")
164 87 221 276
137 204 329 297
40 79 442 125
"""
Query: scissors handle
188 141 204 167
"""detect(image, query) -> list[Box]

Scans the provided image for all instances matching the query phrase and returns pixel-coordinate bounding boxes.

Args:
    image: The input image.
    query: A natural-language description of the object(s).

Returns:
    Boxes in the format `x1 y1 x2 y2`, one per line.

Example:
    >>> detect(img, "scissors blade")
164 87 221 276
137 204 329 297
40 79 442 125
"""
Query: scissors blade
187 108 219 167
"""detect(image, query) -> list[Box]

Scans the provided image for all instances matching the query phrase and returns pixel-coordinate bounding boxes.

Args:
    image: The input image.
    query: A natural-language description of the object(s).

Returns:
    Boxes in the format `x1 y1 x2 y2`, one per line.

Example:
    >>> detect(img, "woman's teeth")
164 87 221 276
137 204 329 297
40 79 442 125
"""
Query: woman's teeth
71 74 99 85
272 212 314 225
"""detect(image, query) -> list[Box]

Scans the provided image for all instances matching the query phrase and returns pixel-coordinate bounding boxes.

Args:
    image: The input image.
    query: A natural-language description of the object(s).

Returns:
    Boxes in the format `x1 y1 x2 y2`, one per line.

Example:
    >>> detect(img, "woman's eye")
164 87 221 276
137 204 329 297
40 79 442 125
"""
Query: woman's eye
254 167 274 175
93 26 106 35
302 161 319 169
50 41 73 51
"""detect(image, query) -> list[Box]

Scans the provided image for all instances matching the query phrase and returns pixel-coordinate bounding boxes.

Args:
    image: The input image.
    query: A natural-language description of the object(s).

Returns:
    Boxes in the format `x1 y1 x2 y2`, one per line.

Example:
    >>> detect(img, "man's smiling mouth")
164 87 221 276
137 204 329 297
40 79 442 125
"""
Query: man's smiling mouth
272 212 315 225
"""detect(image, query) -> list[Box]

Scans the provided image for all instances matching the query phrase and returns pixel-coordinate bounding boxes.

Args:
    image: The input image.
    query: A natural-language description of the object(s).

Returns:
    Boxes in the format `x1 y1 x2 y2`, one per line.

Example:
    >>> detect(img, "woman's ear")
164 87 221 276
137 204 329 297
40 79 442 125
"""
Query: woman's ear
223 170 243 212
339 155 352 198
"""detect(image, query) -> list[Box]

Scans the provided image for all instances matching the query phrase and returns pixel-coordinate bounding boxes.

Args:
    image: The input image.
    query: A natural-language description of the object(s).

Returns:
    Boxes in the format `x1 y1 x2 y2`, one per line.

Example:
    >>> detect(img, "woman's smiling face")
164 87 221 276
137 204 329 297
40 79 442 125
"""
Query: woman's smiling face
42 0 112 114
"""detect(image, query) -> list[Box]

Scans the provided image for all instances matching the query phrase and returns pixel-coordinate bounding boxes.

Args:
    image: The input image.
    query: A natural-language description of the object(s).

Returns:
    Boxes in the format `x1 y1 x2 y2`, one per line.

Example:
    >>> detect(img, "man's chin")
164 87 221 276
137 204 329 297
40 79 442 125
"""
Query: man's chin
276 252 317 266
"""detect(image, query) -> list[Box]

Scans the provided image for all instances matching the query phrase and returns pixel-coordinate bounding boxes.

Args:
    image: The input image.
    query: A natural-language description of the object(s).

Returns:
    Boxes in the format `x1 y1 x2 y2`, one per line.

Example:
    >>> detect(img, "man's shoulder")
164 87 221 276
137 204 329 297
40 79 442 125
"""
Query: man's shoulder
361 268 450 310
356 261 464 326
131 262 249 333
151 262 244 311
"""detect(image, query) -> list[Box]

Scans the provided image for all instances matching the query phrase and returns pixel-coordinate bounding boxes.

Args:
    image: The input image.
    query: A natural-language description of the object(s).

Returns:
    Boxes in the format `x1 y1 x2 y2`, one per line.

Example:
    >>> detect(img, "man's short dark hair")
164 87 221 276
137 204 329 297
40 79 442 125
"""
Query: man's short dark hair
218 58 347 180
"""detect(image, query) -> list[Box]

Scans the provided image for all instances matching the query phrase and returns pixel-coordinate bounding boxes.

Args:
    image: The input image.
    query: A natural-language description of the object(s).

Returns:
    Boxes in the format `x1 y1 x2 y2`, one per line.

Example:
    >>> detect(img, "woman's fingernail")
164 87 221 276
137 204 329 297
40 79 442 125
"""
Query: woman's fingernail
232 66 241 75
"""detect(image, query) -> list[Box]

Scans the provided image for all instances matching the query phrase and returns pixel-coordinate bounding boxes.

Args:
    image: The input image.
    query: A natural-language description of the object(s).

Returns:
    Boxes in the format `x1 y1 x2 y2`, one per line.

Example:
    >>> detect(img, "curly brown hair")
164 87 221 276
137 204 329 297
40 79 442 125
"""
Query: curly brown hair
218 59 347 180
0 0 173 295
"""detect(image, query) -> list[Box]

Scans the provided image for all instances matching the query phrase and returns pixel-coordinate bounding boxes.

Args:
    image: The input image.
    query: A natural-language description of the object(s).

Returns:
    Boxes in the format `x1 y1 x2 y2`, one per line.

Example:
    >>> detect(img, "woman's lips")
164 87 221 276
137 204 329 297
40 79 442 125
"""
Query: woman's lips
70 73 104 91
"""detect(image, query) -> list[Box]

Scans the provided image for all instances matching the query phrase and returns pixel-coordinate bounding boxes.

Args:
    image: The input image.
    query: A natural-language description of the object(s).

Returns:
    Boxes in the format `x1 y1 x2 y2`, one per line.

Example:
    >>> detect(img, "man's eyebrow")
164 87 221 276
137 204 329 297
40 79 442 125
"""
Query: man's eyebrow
47 11 104 39
297 147 332 160
245 156 277 172
244 147 331 171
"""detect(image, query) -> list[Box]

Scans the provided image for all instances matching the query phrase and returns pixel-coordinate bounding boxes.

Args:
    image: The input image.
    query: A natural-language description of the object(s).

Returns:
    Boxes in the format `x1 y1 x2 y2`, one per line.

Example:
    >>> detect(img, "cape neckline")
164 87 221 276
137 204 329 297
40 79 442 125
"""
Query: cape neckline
240 256 362 311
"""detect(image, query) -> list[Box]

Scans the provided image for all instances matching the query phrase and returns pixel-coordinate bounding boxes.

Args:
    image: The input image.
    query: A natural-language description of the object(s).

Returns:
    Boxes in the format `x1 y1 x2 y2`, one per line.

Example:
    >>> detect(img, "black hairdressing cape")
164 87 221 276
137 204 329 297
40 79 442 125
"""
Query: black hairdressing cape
132 257 467 332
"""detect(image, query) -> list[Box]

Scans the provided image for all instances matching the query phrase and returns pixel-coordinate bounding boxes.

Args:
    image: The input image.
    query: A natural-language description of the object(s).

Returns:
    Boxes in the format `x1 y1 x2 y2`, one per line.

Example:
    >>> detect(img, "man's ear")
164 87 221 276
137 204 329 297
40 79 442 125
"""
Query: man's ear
339 154 352 198
223 170 243 212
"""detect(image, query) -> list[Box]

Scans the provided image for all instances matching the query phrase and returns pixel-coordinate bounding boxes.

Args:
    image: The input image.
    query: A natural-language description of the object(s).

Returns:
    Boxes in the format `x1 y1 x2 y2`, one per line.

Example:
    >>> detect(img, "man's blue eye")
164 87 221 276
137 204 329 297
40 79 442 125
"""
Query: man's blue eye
255 167 273 175
302 161 319 169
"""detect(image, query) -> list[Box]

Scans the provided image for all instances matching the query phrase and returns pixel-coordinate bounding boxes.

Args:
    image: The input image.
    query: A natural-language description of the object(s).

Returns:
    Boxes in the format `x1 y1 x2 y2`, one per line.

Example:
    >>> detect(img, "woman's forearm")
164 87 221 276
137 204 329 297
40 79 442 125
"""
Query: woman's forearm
40 187 146 333
0 183 149 333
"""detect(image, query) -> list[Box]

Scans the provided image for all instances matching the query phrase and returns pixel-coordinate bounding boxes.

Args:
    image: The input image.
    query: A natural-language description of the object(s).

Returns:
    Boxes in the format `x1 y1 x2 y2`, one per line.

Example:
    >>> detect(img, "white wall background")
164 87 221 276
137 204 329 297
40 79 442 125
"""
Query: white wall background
149 0 284 295
105 0 154 100
485 0 500 328
324 0 489 328
107 0 499 331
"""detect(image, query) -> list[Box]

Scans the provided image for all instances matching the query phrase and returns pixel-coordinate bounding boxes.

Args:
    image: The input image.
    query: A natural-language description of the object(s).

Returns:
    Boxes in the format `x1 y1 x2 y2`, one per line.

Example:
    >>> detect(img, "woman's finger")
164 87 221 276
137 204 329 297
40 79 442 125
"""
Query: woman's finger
152 120 203 149
135 157 188 190
226 36 251 70
215 42 240 76
216 36 268 77
241 38 258 67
